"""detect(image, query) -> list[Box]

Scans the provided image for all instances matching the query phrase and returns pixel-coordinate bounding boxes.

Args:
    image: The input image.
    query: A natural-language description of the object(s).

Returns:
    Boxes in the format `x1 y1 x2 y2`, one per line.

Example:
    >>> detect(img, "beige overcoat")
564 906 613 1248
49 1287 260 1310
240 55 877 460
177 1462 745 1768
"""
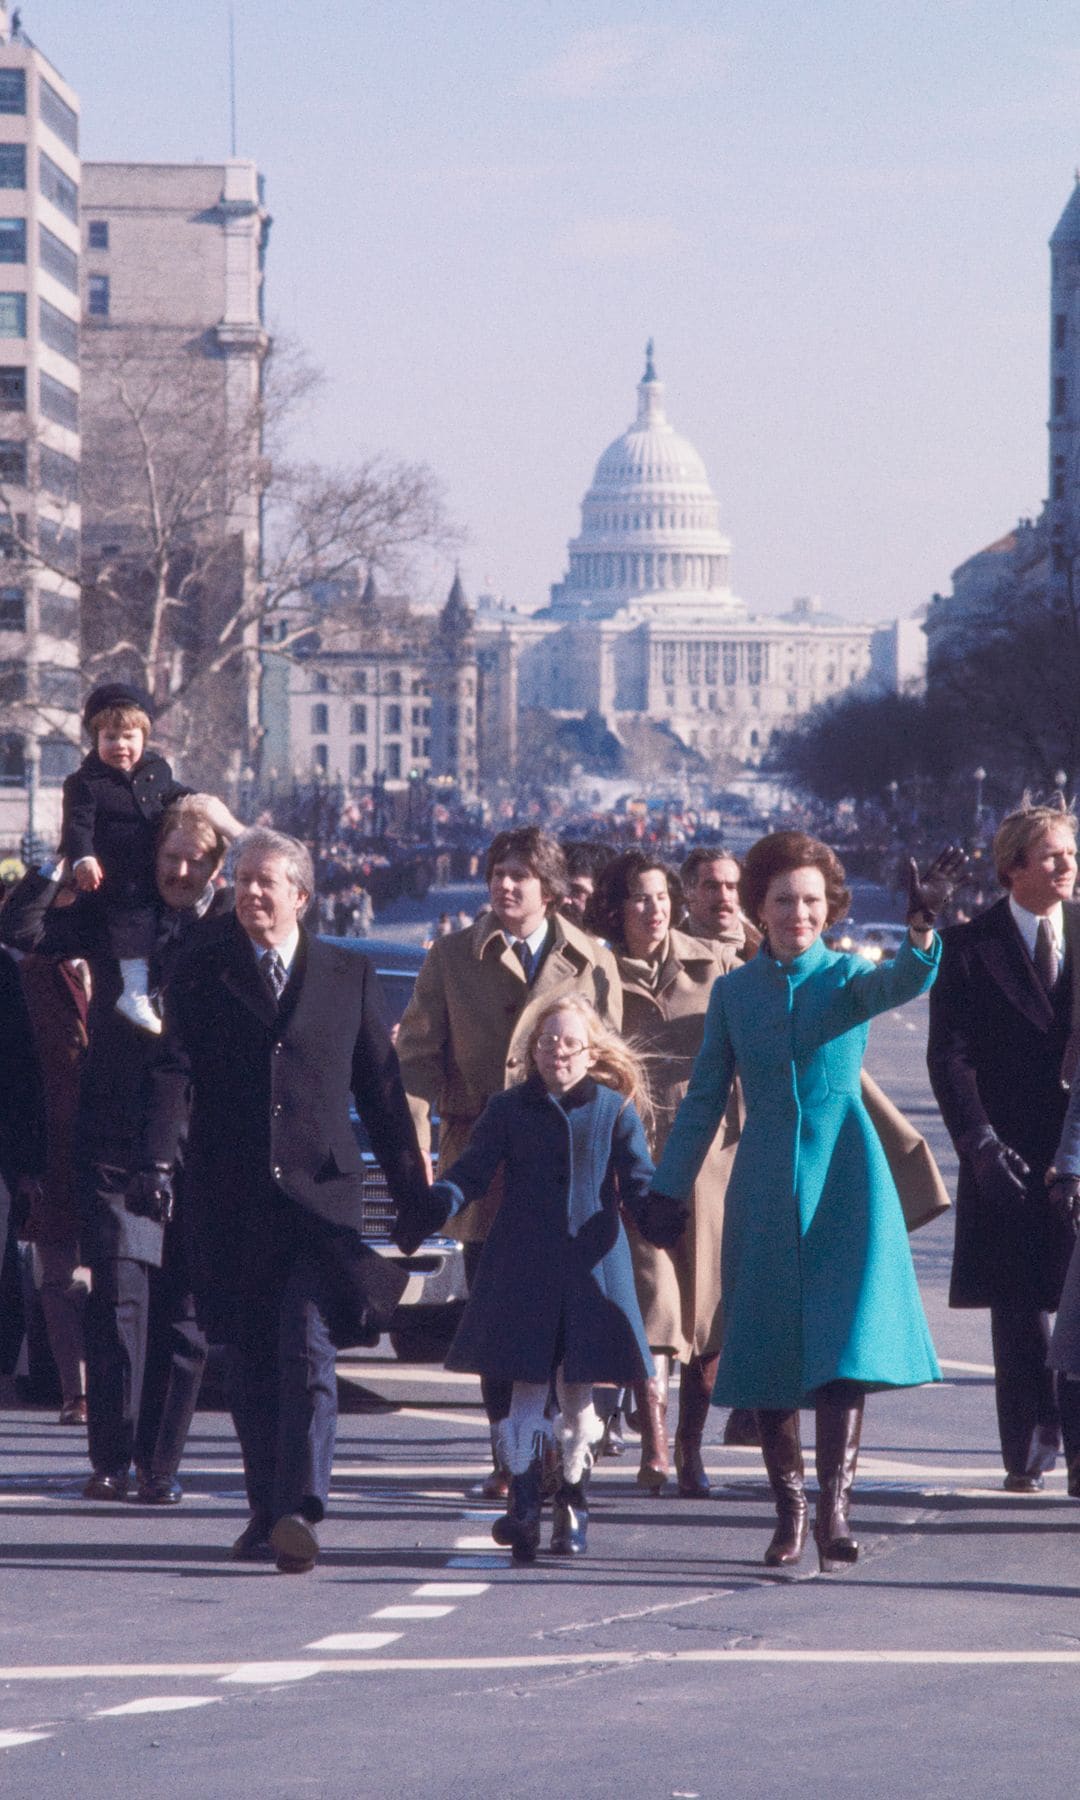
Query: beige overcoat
619 928 743 1362
396 908 622 1242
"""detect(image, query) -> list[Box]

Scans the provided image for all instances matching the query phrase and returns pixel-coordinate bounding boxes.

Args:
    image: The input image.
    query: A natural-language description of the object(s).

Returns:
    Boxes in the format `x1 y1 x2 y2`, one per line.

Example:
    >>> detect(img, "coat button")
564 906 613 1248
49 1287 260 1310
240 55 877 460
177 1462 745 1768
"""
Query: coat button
272 1164 283 1180
272 1102 283 1116
273 1042 283 1054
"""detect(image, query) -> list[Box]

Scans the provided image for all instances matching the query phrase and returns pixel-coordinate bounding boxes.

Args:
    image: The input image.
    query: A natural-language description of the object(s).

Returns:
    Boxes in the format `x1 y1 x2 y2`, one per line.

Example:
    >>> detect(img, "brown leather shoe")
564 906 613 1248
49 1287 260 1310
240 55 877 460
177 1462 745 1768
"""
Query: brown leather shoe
231 1513 274 1561
59 1398 88 1427
270 1513 319 1574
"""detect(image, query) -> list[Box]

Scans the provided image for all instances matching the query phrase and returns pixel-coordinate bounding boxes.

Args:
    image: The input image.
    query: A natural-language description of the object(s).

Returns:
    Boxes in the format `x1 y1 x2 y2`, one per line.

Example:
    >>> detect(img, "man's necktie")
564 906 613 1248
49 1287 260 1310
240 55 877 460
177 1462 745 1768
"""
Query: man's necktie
513 939 535 983
1035 916 1059 992
261 948 287 1001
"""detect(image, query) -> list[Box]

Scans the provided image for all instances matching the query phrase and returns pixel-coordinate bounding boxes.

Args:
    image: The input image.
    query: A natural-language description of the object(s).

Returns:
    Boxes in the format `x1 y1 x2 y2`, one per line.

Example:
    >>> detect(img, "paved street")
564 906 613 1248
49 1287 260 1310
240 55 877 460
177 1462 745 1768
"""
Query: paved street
2 995 1079 1798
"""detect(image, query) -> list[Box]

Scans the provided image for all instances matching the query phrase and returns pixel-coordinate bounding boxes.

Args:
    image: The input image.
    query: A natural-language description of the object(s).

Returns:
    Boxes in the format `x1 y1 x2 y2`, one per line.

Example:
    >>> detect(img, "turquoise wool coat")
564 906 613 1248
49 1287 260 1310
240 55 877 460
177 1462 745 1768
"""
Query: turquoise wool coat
436 1075 655 1386
652 934 943 1409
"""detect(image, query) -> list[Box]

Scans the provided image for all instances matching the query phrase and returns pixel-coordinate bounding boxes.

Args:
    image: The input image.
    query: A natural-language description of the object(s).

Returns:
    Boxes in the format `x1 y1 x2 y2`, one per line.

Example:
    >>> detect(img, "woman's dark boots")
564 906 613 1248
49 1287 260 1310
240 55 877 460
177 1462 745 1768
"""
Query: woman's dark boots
813 1386 864 1571
757 1408 808 1567
492 1454 543 1564
550 1469 590 1554
632 1355 670 1492
675 1354 719 1496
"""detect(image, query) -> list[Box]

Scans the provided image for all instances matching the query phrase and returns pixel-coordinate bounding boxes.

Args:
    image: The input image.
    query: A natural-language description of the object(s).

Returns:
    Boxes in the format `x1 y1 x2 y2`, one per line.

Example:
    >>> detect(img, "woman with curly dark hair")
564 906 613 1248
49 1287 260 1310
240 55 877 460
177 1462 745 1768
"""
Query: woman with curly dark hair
645 831 964 1569
586 849 744 1497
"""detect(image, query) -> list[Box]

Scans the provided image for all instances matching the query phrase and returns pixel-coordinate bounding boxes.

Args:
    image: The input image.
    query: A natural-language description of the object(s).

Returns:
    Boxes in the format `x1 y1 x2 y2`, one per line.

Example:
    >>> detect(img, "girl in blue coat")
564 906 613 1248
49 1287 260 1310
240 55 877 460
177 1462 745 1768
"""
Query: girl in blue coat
647 832 964 1572
432 995 655 1563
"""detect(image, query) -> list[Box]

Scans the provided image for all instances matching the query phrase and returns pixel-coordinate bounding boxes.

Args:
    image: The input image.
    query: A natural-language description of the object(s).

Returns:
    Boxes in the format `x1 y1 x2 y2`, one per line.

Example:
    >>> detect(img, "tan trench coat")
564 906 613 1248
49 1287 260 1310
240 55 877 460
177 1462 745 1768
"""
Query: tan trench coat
619 928 743 1362
396 908 622 1243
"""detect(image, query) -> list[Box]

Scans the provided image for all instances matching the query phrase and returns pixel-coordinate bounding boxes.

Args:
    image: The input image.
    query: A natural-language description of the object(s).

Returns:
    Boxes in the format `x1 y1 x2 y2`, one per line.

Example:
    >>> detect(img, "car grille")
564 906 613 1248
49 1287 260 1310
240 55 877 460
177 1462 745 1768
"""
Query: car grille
360 1157 440 1243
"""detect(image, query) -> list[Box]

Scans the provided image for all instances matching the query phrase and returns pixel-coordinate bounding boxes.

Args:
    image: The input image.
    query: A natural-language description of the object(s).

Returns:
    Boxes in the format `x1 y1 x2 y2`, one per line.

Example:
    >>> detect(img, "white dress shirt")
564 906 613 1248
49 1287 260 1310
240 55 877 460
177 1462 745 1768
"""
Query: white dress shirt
1008 895 1064 970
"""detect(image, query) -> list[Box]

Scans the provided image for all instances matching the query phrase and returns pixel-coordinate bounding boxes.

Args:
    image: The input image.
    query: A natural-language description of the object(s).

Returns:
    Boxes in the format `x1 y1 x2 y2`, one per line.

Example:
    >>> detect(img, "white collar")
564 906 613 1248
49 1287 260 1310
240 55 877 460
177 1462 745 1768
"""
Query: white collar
507 918 549 958
250 925 300 973
1008 895 1064 958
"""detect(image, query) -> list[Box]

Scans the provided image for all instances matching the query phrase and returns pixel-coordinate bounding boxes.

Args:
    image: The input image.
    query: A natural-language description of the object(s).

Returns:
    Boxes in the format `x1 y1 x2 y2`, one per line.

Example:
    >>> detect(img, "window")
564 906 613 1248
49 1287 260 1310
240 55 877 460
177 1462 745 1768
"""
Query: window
387 744 402 779
0 586 24 629
38 664 80 708
0 293 25 337
0 70 26 115
350 704 367 734
0 730 24 785
39 370 78 430
1055 375 1067 417
39 446 79 500
87 273 110 318
40 224 78 293
350 743 367 777
311 671 329 693
385 670 402 694
350 670 367 693
385 703 402 734
313 743 328 773
38 590 78 636
0 217 26 262
39 151 78 224
723 643 737 686
37 518 78 575
0 659 27 702
1056 313 1068 351
39 737 80 784
0 509 25 559
0 440 27 483
88 220 109 250
746 643 763 686
0 144 25 188
0 367 25 409
39 297 77 363
39 78 78 153
310 703 328 734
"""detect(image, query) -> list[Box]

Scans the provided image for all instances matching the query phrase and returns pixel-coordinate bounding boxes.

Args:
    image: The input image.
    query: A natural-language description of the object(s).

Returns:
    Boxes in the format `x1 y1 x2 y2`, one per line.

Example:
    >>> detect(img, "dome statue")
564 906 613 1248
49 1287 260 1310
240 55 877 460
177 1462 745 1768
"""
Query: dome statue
549 342 744 623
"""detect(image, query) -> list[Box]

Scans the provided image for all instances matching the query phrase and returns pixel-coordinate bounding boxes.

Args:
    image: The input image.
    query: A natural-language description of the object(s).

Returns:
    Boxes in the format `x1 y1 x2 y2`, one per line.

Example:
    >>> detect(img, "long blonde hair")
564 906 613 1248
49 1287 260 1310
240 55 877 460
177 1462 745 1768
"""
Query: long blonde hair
523 994 654 1133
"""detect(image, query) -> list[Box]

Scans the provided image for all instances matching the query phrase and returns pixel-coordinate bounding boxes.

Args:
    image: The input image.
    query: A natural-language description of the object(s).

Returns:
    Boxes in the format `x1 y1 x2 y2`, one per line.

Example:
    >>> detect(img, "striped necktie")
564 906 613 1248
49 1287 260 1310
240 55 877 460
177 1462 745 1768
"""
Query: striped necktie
261 948 287 1001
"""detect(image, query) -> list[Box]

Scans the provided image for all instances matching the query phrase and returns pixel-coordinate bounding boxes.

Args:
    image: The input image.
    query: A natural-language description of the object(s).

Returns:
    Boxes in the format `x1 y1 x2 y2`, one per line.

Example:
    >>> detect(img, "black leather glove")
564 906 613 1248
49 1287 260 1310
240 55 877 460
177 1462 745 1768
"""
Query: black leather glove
637 1190 691 1250
1047 1172 1080 1232
395 1189 453 1257
967 1135 1031 1209
125 1165 175 1225
906 845 968 931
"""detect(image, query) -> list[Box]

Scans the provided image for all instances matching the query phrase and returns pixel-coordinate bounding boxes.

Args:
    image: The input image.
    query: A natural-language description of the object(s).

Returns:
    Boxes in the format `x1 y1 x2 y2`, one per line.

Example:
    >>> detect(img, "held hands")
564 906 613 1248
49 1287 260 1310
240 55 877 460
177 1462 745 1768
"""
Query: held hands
637 1190 691 1250
1046 1170 1080 1233
394 1187 453 1257
73 856 104 892
125 1165 175 1225
905 845 967 933
970 1134 1031 1208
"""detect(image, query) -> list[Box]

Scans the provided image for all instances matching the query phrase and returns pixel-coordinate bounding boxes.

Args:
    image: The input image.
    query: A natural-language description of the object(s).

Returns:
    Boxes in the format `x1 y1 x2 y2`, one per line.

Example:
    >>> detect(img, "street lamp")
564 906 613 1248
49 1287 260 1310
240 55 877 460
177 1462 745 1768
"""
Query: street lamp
1055 768 1068 798
973 766 986 829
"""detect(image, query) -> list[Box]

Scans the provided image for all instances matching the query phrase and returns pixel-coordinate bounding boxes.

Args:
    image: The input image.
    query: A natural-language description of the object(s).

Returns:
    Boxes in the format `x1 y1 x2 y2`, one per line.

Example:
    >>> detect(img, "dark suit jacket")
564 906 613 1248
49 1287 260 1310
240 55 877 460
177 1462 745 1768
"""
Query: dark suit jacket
927 896 1079 1309
151 920 430 1343
0 868 229 1263
0 949 45 1194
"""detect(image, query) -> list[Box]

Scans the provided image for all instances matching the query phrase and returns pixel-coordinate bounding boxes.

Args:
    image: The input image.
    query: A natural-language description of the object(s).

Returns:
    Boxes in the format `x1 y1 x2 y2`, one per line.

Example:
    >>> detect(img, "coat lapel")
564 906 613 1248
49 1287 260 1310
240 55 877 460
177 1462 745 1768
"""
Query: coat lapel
219 919 280 1028
976 899 1054 1032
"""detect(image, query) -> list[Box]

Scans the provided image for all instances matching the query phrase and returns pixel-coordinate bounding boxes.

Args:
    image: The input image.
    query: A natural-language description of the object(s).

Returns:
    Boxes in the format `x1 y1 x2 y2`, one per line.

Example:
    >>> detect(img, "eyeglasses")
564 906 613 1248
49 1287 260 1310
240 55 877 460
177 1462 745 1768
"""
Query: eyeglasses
536 1033 588 1055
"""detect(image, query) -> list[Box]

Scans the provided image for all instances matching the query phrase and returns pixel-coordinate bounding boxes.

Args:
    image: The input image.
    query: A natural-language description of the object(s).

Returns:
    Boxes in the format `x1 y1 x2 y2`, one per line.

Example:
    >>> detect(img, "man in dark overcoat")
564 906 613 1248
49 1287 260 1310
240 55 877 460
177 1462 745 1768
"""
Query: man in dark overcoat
0 797 234 1501
150 827 432 1573
928 800 1080 1492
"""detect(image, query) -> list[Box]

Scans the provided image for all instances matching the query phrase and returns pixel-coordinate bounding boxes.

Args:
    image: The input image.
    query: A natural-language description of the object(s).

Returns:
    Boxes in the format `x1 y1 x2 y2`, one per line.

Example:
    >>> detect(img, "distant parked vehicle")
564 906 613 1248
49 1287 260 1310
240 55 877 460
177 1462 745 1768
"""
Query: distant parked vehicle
333 935 468 1361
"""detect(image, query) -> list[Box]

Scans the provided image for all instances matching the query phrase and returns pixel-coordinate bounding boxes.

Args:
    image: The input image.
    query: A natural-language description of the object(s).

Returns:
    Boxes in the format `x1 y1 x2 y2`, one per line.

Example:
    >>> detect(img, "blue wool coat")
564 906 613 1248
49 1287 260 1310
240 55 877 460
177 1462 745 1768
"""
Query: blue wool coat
653 934 943 1409
437 1074 655 1385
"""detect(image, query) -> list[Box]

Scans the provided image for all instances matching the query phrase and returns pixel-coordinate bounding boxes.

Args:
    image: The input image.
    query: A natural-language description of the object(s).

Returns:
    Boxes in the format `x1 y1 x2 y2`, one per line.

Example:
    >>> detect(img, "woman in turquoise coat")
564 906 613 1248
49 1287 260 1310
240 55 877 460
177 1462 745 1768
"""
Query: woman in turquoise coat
645 831 963 1572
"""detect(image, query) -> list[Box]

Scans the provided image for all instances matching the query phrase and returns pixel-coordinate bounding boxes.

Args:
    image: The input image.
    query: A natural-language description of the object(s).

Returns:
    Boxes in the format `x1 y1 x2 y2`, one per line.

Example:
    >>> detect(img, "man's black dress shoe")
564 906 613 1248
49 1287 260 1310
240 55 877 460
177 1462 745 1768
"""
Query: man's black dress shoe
231 1514 274 1561
134 1473 183 1505
269 1513 319 1574
1003 1472 1044 1493
83 1470 129 1501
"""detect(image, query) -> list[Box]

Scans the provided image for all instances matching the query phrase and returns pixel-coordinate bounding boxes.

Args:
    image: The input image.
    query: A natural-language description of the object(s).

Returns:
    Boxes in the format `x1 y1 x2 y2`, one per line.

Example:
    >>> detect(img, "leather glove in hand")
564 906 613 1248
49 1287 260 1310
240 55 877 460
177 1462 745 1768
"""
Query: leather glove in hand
970 1136 1031 1209
906 845 968 931
125 1165 175 1224
637 1190 691 1250
1047 1172 1080 1233
395 1189 452 1258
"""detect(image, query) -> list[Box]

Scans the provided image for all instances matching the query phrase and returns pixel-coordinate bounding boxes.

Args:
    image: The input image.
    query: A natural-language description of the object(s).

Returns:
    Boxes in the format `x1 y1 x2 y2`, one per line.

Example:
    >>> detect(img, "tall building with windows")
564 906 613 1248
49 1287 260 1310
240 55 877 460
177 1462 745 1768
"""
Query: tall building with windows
0 5 81 854
78 157 270 790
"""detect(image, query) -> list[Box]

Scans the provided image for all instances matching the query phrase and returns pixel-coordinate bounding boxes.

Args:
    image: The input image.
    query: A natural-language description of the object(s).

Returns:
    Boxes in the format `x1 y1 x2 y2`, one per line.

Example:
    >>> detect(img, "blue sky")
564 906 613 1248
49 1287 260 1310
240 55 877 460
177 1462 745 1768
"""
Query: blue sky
27 0 1080 620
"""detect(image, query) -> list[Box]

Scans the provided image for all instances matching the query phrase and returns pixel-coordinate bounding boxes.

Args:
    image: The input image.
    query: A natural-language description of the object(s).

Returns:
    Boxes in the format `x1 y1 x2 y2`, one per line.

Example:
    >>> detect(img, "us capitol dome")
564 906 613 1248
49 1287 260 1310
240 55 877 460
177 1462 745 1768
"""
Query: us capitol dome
549 341 745 622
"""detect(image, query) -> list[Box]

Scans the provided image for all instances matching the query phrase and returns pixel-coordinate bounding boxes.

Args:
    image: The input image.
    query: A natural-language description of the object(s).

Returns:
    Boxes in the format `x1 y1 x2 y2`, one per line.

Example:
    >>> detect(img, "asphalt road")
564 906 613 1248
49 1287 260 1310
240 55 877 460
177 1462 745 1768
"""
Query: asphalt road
2 995 1079 1799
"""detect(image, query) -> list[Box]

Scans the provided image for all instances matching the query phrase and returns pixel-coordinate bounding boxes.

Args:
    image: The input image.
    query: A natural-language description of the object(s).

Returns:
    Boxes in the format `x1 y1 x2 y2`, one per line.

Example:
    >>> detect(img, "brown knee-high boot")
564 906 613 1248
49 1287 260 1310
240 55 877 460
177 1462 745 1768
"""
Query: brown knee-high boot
674 1354 719 1497
631 1355 670 1492
756 1408 808 1566
813 1384 864 1571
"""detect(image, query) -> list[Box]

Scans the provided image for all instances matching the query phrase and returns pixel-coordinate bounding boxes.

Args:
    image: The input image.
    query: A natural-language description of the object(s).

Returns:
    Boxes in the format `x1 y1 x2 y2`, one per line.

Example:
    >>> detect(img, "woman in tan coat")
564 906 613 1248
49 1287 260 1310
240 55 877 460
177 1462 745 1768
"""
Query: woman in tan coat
588 850 740 1496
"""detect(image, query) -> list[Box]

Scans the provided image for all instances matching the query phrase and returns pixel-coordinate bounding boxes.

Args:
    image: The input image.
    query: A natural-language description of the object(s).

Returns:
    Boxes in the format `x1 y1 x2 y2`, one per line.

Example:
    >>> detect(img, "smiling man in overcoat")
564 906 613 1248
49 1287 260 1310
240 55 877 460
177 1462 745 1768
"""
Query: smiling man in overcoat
928 800 1080 1493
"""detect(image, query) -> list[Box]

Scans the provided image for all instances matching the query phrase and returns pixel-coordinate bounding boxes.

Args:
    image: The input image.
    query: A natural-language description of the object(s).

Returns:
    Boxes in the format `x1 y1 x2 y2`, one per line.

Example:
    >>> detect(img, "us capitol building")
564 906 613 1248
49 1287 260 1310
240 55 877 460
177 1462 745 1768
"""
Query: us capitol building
473 345 919 781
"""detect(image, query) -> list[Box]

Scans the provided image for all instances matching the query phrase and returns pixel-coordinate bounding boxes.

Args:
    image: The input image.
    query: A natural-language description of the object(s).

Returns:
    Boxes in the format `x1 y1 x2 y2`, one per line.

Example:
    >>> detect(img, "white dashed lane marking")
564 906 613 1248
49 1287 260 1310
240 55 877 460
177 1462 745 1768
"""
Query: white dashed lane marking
219 1662 324 1685
371 1604 455 1620
0 1729 52 1749
93 1697 220 1717
305 1633 402 1652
